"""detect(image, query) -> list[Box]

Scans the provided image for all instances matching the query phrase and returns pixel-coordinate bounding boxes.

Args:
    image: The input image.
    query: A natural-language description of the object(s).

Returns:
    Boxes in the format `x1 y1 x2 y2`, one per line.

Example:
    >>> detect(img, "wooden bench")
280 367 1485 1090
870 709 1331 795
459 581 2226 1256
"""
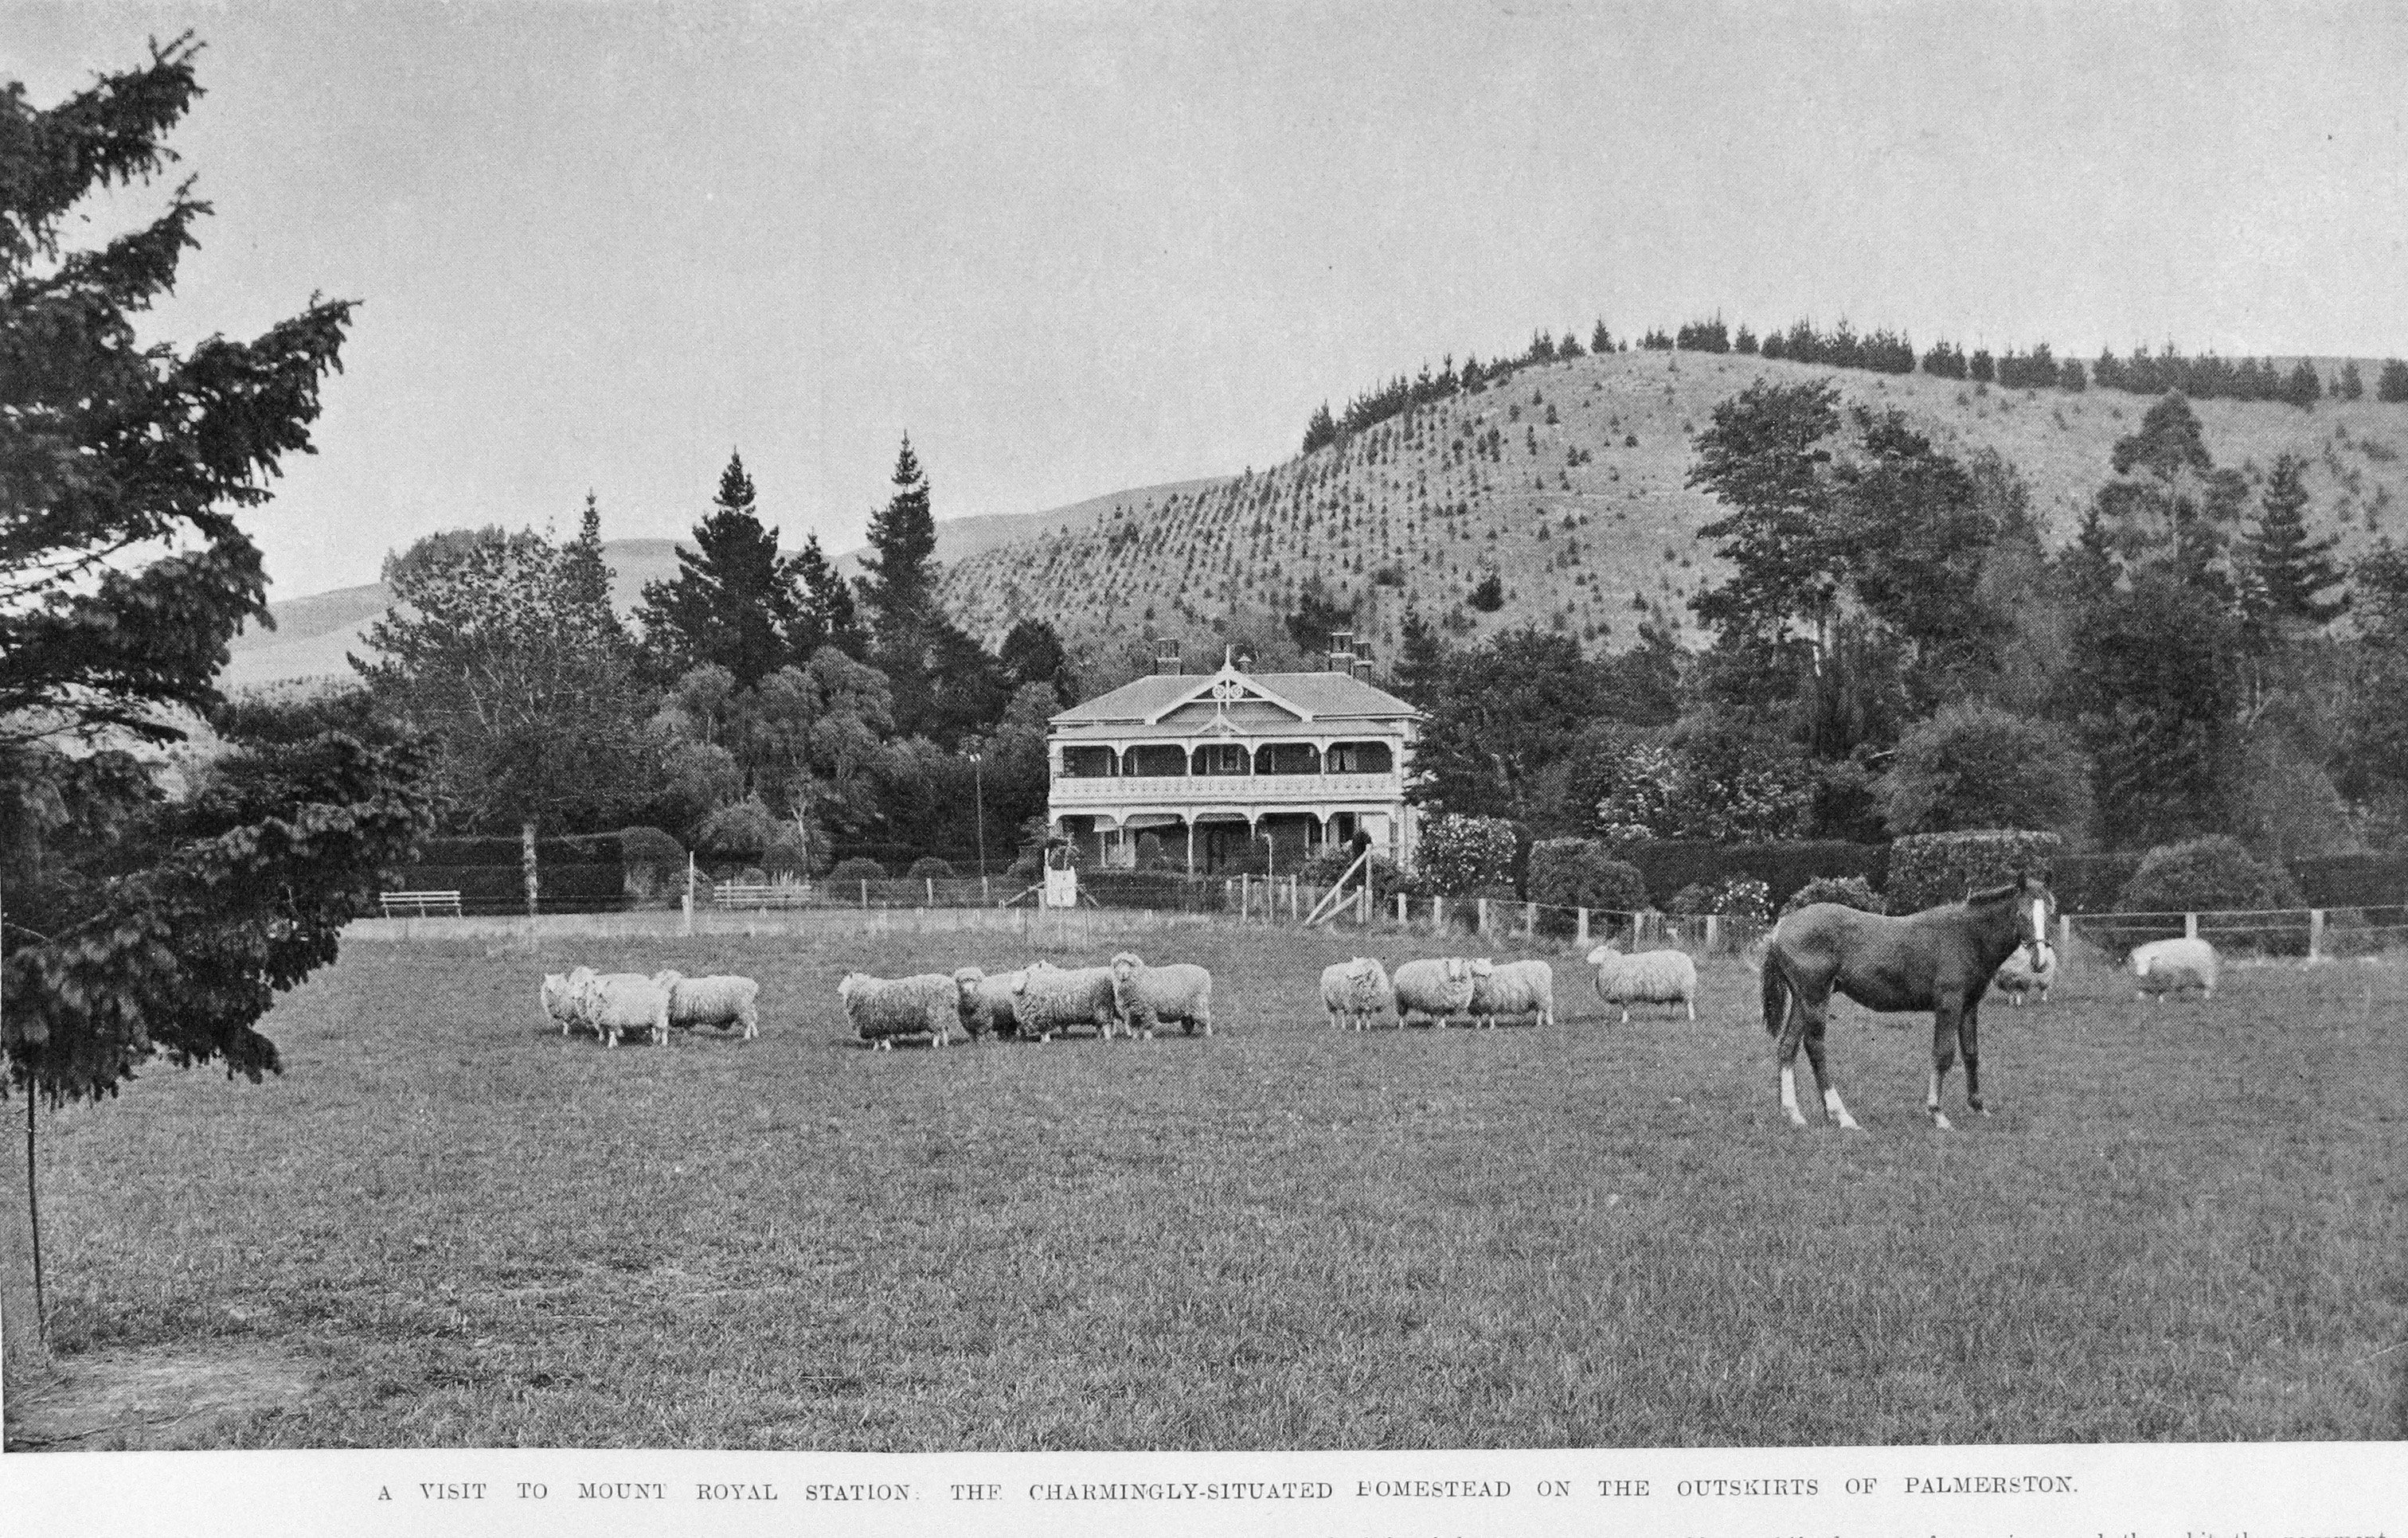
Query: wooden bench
380 890 463 918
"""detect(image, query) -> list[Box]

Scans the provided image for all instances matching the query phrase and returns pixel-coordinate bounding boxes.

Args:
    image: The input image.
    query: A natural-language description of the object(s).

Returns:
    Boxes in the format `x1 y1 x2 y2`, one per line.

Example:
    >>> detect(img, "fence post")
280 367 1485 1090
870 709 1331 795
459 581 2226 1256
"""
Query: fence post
1524 901 1537 938
859 880 868 910
1433 896 1444 931
925 877 934 908
2184 912 2199 939
1288 875 1299 921
1706 915 1722 954
2058 913 2071 955
1395 893 1406 924
1577 908 1589 946
1476 896 1488 935
1357 884 1369 924
2309 908 2324 962
681 890 694 938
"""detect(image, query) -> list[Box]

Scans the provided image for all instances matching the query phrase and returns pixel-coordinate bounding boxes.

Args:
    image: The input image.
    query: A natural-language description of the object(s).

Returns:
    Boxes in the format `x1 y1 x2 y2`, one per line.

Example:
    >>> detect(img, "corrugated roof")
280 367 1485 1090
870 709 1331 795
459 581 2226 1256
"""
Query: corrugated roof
1054 668 1419 724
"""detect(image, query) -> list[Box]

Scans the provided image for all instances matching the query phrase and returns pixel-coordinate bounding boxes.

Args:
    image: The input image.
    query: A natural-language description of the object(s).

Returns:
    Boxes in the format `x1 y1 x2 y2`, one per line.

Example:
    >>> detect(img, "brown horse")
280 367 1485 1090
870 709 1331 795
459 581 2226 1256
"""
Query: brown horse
1760 872 2053 1130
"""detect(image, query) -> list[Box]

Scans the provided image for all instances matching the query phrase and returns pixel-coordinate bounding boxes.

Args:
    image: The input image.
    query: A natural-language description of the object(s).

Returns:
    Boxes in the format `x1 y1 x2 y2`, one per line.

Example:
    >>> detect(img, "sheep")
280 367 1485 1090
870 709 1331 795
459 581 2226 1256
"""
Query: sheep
1585 943 1698 1025
836 971 960 1049
648 970 761 1038
1320 957 1394 1031
1390 957 1487 1028
952 965 1022 1039
1006 959 1121 1042
571 971 671 1048
1109 951 1214 1037
1468 958 1554 1029
2131 936 2218 1001
1991 942 2058 1006
541 966 597 1036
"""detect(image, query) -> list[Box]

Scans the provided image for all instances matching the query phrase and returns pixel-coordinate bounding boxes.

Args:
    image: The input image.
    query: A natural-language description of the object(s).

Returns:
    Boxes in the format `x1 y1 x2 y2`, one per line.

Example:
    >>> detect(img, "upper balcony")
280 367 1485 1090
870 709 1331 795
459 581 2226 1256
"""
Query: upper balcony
1050 771 1405 809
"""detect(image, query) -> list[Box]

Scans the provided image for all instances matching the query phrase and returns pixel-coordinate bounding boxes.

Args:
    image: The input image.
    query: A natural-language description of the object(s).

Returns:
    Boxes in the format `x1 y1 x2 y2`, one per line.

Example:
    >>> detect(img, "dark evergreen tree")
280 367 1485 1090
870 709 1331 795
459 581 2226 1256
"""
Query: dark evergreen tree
2240 454 2347 631
1284 581 1356 655
1302 401 1339 454
2336 360 2364 400
2 40 440 1380
999 618 1076 705
857 434 940 662
790 531 865 659
1589 320 1613 354
1394 611 1451 707
636 451 811 687
2379 359 2408 403
2282 358 2323 408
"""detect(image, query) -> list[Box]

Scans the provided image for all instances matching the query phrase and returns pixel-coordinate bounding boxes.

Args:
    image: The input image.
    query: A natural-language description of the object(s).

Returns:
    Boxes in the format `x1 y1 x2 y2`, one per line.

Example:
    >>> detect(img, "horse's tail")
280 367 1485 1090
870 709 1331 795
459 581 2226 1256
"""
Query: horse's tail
1760 941 1791 1037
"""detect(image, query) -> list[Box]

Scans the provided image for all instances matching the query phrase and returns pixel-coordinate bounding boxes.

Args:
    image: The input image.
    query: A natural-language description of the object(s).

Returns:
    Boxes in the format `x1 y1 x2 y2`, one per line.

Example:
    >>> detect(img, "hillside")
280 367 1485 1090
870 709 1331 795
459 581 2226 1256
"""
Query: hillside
219 478 1219 690
938 349 2408 673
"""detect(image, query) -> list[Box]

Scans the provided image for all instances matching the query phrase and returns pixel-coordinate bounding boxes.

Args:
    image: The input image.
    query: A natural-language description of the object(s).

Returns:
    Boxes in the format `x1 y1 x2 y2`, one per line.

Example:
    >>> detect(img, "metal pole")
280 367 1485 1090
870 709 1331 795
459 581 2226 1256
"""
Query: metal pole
971 755 987 877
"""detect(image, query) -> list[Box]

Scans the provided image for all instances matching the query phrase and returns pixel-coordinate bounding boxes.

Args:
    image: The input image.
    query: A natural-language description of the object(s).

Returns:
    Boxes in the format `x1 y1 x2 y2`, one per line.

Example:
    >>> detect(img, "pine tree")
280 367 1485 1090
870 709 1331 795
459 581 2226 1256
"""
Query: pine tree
790 532 864 659
635 450 809 687
2240 454 2347 630
2282 358 2323 408
565 490 621 631
2336 360 2365 400
2379 359 2408 403
858 434 939 656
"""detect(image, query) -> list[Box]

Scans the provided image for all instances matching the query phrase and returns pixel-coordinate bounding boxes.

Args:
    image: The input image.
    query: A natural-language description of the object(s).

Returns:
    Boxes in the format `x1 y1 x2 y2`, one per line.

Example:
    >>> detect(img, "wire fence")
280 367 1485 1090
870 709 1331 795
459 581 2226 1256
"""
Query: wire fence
379 870 2408 964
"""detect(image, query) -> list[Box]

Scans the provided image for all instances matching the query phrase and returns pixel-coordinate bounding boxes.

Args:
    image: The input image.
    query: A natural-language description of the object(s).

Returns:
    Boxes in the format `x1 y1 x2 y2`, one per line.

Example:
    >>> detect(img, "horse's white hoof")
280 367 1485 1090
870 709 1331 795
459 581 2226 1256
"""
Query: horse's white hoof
1785 1110 1811 1129
1930 1111 1955 1131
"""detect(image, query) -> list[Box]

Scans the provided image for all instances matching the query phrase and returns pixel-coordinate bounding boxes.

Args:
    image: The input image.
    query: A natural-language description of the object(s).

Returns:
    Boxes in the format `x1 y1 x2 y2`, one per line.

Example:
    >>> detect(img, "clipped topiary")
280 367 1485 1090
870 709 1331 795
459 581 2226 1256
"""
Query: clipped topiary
1526 837 1650 935
907 856 957 880
2115 835 2302 915
1781 875 1886 917
827 856 885 884
1886 829 2063 913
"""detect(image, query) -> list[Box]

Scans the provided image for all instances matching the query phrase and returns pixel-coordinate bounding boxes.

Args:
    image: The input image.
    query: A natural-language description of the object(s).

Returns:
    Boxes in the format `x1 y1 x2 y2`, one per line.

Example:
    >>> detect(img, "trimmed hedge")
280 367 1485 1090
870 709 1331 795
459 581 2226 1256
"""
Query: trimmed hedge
1612 840 1888 910
2285 853 2408 909
1526 838 1648 935
412 833 623 868
2053 853 2143 914
827 857 887 884
1781 875 1885 916
2116 836 2302 915
397 864 627 903
1886 830 2063 913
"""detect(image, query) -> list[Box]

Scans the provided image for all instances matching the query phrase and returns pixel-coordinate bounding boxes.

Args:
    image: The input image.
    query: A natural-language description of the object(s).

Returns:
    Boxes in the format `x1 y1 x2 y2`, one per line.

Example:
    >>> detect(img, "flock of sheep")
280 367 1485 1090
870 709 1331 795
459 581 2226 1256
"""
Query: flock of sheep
535 931 2221 1052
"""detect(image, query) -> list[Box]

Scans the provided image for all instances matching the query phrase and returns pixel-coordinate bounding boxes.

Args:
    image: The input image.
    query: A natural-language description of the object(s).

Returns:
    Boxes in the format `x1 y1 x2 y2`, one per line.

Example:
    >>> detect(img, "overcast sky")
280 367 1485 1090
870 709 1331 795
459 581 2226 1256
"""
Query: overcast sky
11 2 2408 598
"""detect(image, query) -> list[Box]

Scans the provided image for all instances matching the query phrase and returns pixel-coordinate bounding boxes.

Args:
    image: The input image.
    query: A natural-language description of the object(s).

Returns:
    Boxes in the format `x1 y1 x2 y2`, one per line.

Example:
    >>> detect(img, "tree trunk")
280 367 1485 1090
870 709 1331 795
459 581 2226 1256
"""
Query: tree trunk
521 820 538 921
0 1092 51 1429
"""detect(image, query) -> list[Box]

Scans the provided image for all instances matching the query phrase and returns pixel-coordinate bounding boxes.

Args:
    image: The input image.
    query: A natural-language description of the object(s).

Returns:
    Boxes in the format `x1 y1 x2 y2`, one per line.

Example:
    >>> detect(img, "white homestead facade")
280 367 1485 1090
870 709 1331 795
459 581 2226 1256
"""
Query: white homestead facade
1046 638 1423 875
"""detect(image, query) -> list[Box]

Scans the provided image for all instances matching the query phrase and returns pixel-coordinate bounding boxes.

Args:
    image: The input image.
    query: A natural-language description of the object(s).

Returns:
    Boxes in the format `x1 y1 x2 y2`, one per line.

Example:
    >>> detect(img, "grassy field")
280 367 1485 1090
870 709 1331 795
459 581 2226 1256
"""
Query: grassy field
25 919 2407 1449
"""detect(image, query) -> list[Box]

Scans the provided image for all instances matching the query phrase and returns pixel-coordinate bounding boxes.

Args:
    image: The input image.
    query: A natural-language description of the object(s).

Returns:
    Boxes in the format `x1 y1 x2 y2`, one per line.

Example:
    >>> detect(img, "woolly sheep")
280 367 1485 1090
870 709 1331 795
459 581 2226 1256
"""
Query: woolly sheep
541 966 597 1036
1390 957 1487 1028
837 971 960 1049
648 970 761 1038
1109 951 1214 1038
1468 958 1554 1029
1320 957 1394 1032
2131 936 2218 1001
572 971 671 1048
1585 943 1698 1025
952 965 1022 1039
1991 942 2058 1006
1007 960 1121 1042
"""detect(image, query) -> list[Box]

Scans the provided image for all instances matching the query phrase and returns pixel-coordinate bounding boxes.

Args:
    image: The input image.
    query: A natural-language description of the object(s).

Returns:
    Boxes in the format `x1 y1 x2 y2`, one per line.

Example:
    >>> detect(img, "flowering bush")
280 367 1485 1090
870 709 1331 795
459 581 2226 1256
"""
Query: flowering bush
1670 876 1773 920
1780 875 1885 916
1415 813 1519 896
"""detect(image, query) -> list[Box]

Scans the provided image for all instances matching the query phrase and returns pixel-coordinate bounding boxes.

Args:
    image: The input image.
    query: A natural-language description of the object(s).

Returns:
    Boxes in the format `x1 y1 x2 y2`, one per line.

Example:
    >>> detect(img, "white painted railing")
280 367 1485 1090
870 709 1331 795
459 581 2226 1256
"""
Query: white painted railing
1051 771 1401 806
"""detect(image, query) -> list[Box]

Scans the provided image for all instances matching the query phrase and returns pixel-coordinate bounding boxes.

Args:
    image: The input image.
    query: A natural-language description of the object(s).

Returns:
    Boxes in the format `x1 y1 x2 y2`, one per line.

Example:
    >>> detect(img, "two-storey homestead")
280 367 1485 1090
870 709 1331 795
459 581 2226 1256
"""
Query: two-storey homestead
1046 634 1422 874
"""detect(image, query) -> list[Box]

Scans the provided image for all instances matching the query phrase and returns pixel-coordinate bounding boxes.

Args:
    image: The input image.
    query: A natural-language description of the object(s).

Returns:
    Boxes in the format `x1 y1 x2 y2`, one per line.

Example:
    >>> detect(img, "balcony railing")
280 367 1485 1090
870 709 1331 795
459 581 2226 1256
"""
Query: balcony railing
1052 771 1401 806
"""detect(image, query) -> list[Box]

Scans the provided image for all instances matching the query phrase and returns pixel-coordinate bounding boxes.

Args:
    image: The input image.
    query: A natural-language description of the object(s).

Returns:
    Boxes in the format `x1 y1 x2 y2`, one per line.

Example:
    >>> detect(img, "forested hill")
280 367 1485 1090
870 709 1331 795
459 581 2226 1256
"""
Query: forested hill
938 348 2406 677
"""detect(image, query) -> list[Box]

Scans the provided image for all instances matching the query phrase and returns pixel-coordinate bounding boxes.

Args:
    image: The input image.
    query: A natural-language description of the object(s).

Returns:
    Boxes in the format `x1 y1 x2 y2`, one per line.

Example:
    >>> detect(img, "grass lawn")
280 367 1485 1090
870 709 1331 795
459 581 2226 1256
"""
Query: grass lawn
26 919 2408 1449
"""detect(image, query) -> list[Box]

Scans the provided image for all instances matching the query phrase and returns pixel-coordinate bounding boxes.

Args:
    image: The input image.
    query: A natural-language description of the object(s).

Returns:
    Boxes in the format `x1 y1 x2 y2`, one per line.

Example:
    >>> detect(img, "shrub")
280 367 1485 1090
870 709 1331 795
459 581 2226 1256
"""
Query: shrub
1526 837 1649 934
1886 829 2063 912
1876 703 2092 837
1670 876 1772 920
1135 831 1170 870
761 830 817 877
1415 813 1519 896
907 856 958 880
2115 835 2303 915
2053 852 2144 913
827 856 886 884
617 825 685 877
1781 874 1885 916
695 798 782 858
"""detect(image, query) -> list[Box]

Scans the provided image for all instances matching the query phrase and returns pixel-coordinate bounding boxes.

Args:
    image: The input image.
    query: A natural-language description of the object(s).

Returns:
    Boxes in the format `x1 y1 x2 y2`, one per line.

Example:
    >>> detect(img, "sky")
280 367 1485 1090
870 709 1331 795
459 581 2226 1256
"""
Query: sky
10 1 2408 599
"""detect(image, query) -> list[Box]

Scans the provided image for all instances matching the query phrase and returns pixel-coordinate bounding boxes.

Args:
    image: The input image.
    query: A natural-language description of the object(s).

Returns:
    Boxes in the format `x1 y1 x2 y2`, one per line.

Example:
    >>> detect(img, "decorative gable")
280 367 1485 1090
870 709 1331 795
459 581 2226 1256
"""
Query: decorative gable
1142 662 1315 727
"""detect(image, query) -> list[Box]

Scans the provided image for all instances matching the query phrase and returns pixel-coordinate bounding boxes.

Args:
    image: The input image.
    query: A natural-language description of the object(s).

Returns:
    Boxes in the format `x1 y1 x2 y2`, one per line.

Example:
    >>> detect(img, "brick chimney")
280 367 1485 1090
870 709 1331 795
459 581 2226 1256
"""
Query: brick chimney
1326 629 1354 673
1154 638 1182 676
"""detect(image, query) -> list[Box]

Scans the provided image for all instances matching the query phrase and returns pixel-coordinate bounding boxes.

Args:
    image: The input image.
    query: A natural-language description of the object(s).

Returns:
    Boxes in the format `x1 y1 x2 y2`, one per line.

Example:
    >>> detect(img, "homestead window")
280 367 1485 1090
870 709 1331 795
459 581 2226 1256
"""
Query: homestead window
1123 744 1187 777
1191 743 1250 776
1254 743 1320 775
1324 741 1394 775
